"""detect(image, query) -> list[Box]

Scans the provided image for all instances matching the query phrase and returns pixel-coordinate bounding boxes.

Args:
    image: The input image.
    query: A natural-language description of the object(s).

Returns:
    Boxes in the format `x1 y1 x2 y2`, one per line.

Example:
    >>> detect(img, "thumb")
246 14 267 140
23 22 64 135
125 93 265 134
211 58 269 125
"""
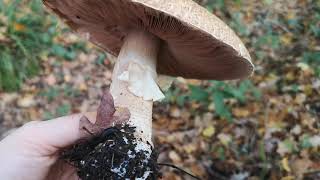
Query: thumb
3 112 97 154
29 112 97 149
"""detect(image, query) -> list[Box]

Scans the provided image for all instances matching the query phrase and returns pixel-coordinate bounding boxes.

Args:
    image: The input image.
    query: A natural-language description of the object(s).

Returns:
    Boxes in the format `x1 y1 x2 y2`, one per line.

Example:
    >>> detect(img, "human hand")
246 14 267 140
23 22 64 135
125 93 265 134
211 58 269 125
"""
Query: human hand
0 113 96 180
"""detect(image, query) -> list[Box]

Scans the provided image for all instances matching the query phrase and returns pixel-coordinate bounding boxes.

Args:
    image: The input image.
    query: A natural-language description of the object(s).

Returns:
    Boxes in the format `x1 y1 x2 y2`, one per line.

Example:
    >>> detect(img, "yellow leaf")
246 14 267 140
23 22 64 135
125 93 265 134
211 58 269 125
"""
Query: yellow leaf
13 23 26 32
281 176 294 180
202 126 215 138
64 74 72 82
281 158 291 172
183 144 197 154
286 11 296 20
285 72 295 81
218 133 232 146
303 85 313 96
281 34 293 46
79 83 88 91
233 108 250 117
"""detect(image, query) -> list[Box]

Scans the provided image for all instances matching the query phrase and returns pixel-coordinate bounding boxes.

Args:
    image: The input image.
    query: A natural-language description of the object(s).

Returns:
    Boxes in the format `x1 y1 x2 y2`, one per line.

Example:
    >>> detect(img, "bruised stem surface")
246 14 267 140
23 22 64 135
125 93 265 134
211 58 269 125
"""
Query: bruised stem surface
110 29 160 143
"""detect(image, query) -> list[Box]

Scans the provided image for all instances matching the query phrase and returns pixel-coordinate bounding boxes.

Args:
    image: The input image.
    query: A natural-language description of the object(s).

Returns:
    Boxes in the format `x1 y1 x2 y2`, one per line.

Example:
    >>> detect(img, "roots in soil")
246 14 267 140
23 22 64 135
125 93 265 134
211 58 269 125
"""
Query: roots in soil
62 124 160 180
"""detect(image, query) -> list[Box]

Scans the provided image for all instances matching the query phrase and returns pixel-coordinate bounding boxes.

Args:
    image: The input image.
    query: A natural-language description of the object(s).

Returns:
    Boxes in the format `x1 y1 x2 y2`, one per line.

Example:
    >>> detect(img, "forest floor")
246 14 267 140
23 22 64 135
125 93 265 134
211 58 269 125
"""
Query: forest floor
0 0 319 179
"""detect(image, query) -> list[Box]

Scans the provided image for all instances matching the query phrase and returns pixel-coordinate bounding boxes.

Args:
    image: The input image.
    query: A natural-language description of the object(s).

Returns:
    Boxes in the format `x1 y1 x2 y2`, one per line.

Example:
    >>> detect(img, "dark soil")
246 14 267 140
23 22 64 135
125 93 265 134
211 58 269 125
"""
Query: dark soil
61 92 160 180
62 124 160 180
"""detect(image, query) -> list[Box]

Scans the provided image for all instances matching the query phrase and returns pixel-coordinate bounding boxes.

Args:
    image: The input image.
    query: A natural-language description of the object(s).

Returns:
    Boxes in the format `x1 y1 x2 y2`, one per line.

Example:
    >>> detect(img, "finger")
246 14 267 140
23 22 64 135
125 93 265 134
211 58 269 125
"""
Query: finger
22 112 97 150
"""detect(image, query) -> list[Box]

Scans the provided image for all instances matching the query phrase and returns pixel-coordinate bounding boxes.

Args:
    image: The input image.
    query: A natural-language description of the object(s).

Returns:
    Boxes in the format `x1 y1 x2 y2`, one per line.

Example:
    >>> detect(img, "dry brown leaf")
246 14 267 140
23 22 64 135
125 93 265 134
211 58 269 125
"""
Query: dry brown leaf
190 164 206 178
17 95 36 108
291 158 313 180
169 151 182 164
45 74 56 86
161 172 182 180
170 107 181 118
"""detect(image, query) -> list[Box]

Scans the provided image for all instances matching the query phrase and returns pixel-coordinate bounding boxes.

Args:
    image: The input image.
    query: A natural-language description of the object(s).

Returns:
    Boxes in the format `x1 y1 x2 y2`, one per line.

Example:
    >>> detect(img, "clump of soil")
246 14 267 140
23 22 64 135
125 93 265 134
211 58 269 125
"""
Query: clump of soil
62 92 160 180
62 124 160 180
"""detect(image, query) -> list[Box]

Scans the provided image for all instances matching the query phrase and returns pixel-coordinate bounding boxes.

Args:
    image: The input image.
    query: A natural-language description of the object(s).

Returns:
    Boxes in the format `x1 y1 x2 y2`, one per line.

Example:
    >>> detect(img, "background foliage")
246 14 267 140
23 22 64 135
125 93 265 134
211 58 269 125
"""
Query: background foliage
0 0 319 179
0 0 84 91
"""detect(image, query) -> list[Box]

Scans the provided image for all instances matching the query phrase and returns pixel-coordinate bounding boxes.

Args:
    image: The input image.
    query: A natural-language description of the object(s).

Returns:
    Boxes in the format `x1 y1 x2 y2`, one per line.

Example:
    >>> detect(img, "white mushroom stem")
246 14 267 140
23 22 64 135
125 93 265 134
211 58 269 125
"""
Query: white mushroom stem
110 29 163 144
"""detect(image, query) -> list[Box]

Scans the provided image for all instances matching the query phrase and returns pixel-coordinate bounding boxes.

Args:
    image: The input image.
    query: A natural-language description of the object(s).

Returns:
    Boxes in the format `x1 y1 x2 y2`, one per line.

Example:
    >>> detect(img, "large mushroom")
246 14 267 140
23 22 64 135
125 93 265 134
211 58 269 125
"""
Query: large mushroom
43 0 254 179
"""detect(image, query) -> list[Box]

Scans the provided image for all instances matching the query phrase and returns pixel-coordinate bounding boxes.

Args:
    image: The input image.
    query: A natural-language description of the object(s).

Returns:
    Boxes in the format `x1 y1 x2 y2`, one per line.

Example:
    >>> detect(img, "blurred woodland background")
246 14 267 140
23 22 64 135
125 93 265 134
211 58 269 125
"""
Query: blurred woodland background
0 0 319 179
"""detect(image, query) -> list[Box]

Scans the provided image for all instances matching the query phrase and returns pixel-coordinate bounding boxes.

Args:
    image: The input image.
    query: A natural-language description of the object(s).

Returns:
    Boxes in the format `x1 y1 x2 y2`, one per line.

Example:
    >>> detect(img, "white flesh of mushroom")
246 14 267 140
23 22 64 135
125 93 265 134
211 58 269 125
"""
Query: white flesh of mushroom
118 62 165 101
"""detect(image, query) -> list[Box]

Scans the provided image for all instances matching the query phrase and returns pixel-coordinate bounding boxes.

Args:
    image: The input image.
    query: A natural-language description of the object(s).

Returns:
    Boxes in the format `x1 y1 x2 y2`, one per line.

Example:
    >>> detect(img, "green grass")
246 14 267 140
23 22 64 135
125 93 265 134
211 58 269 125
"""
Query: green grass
0 0 83 91
164 80 260 121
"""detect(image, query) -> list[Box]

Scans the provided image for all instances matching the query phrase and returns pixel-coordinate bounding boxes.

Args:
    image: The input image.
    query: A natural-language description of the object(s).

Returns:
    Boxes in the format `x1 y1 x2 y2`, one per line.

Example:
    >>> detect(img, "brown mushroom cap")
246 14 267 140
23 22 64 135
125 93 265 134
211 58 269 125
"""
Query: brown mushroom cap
43 0 254 80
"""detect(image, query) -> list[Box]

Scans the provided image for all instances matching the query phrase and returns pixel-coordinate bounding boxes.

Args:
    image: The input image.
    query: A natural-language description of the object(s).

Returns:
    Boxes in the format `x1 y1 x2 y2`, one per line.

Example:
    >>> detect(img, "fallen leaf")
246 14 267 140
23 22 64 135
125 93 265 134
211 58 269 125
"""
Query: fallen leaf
161 172 181 180
281 157 291 172
297 62 311 72
301 113 317 130
291 158 313 179
218 133 232 146
170 107 181 118
233 108 250 117
45 74 56 86
17 95 35 108
0 28 10 43
190 164 206 178
64 74 72 82
27 108 40 120
13 23 26 32
0 93 18 104
79 83 88 91
167 119 185 131
309 135 320 147
281 176 294 180
169 151 182 164
294 94 306 105
277 140 295 156
183 143 197 154
65 34 79 43
286 11 296 20
290 125 301 135
281 33 293 46
202 126 215 138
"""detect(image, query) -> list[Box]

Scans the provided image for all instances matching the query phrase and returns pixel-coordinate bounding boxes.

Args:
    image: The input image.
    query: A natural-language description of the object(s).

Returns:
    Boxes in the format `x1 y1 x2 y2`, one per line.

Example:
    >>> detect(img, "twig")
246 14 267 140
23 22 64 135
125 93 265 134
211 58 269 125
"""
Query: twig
158 163 202 180
111 153 114 167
